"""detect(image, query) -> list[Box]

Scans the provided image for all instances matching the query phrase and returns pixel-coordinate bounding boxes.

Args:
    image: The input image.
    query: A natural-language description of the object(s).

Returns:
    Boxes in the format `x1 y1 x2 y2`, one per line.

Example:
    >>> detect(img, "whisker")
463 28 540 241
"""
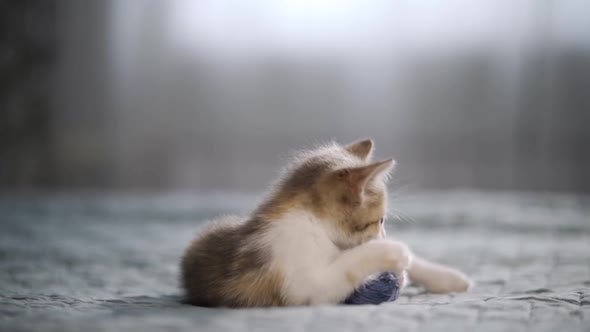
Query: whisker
387 209 416 224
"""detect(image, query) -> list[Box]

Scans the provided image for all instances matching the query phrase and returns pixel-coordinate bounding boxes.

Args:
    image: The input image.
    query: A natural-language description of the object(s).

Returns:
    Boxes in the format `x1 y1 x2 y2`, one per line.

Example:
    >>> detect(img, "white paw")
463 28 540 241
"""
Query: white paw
372 240 413 274
451 272 473 292
429 269 473 293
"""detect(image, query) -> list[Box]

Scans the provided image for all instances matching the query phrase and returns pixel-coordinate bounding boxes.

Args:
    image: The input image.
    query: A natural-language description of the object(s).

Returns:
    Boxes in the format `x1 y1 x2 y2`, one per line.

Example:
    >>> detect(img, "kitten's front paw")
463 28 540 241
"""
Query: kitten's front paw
372 240 413 274
430 269 473 293
447 271 473 293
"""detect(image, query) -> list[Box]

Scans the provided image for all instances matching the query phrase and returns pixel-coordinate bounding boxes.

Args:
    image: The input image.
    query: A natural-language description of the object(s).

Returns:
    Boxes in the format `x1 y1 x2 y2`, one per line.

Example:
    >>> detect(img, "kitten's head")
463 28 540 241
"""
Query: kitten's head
271 139 394 249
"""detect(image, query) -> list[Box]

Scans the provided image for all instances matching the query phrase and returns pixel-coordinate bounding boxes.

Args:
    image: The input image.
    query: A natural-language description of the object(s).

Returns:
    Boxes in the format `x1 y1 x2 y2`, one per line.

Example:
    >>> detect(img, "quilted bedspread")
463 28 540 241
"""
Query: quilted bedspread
1 191 589 331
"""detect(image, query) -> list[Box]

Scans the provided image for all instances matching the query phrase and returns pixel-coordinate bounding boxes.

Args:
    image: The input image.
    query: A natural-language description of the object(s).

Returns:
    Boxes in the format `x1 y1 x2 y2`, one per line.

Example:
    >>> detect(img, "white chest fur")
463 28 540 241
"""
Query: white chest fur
263 210 341 304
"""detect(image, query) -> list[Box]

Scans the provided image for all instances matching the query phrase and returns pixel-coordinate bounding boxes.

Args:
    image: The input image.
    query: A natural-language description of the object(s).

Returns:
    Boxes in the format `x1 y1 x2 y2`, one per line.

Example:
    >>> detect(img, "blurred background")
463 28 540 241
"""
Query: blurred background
2 0 589 193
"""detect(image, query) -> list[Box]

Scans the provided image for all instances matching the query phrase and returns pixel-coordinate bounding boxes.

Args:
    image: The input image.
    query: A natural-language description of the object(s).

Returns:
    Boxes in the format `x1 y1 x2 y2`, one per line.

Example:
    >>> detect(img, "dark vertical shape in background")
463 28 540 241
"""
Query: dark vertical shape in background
52 0 113 188
0 1 56 188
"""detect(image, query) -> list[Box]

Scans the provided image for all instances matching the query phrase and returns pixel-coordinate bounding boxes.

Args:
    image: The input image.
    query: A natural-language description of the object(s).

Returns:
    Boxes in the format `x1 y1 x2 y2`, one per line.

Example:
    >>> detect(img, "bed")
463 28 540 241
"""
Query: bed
1 191 588 331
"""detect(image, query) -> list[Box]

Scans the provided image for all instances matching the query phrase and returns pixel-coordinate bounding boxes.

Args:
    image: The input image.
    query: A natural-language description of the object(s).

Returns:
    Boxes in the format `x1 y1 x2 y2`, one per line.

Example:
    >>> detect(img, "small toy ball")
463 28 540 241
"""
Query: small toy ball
343 272 399 305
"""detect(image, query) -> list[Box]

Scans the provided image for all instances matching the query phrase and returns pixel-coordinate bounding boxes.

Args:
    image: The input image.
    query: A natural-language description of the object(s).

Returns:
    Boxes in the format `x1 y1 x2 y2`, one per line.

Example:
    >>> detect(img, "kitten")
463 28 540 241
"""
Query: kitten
181 139 472 307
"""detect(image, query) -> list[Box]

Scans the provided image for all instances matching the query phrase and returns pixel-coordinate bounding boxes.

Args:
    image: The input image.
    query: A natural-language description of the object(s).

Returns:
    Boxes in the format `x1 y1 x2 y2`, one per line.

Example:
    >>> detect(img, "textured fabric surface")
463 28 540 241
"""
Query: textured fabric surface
0 191 589 331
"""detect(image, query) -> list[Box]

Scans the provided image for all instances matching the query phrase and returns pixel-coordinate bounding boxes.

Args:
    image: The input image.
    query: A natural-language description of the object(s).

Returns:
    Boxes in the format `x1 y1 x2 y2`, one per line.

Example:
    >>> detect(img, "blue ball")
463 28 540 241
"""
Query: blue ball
343 272 400 305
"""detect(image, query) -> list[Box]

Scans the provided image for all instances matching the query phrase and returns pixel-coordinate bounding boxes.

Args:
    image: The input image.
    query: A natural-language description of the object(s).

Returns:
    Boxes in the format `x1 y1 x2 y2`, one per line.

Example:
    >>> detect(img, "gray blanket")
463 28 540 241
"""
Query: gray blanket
1 191 589 331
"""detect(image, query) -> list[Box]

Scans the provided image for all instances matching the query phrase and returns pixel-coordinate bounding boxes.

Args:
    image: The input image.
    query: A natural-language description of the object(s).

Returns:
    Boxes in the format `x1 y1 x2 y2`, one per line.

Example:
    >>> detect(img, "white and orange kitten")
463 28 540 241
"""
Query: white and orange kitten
181 139 472 307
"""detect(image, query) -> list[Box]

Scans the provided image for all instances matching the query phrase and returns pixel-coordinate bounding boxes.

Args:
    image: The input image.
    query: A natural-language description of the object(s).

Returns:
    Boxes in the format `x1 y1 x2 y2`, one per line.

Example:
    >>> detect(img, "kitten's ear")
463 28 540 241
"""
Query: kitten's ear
335 159 395 204
344 139 374 160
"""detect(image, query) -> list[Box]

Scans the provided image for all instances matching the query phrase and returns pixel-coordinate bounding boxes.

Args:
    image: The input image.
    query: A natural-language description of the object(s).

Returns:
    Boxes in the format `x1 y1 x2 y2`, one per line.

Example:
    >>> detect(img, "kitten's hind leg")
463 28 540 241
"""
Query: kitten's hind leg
407 256 472 293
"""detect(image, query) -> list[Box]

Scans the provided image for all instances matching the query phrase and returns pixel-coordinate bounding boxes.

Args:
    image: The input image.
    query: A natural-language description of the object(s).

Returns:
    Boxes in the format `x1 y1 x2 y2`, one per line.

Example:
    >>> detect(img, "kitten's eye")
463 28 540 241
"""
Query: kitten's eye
379 218 384 224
